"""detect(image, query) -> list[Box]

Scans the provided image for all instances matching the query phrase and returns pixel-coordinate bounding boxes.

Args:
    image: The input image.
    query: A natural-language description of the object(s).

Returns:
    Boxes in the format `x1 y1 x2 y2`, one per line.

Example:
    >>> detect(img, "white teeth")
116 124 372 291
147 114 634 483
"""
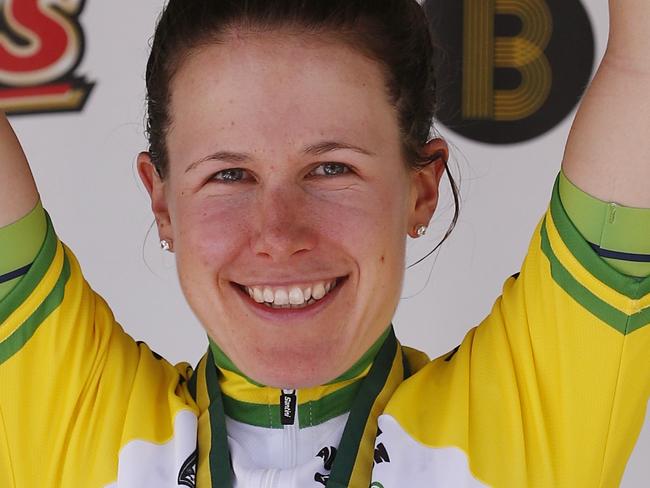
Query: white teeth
274 289 289 306
263 287 274 303
312 283 326 300
243 279 339 308
289 287 304 305
253 288 264 303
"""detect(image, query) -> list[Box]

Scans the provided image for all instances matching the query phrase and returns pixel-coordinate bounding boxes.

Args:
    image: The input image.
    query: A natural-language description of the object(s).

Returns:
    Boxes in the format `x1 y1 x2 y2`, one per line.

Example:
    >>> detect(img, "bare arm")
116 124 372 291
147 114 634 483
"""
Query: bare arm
562 0 650 208
0 112 39 227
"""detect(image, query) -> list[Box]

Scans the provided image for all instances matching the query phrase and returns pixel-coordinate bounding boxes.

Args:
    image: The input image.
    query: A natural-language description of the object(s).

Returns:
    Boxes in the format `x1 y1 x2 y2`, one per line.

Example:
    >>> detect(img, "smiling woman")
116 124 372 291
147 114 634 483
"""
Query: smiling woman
1 0 649 487
138 30 446 389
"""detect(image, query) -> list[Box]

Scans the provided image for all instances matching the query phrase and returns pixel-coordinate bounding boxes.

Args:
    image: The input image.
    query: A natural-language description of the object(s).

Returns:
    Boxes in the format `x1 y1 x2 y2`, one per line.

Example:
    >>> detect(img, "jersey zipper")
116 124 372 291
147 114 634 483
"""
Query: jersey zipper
281 389 299 469
248 390 300 488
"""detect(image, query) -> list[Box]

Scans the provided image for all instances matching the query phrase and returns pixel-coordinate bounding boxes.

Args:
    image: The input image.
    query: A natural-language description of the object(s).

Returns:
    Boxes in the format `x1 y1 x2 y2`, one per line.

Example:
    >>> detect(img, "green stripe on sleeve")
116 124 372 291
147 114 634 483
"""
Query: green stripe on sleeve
550 179 650 300
0 254 70 365
559 170 650 277
0 212 58 324
0 201 46 301
540 218 631 335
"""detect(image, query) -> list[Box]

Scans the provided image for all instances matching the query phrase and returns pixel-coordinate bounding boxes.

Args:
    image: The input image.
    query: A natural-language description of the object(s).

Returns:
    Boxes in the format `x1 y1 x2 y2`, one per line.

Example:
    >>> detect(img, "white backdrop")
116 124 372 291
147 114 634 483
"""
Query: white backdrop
9 0 648 485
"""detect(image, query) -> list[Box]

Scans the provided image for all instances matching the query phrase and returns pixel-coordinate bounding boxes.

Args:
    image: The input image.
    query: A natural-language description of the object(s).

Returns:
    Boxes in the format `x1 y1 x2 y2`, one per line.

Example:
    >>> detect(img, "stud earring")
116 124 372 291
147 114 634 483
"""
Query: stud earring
160 239 173 252
415 225 428 238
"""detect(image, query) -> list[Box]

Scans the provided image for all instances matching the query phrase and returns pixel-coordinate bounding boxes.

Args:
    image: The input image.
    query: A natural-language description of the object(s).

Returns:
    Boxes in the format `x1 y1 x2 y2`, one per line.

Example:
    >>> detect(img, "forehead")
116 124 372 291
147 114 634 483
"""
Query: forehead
166 31 402 167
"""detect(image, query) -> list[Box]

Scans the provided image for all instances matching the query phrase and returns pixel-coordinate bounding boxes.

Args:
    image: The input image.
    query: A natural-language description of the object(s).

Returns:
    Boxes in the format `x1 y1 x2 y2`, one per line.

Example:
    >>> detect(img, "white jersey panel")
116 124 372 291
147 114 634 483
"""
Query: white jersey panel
104 410 198 488
372 415 489 487
227 413 349 487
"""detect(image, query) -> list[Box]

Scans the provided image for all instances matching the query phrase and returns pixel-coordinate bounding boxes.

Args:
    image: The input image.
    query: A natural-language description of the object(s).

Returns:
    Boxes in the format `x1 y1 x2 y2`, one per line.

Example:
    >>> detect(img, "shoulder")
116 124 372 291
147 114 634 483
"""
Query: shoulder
374 345 489 486
386 344 468 433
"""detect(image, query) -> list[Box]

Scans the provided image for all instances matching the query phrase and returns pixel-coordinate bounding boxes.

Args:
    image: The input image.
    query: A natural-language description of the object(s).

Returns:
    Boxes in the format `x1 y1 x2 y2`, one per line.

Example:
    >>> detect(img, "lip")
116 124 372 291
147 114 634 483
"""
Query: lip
230 276 348 322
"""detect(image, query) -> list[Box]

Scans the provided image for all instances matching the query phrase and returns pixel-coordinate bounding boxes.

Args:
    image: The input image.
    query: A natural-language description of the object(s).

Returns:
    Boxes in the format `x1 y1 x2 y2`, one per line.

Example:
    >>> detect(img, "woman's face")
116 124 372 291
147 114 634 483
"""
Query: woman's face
139 31 446 388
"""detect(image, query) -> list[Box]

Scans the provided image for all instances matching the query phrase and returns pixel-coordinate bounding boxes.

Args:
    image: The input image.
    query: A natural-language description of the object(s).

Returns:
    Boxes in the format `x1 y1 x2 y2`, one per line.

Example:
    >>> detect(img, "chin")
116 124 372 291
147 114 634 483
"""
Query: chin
237 340 346 389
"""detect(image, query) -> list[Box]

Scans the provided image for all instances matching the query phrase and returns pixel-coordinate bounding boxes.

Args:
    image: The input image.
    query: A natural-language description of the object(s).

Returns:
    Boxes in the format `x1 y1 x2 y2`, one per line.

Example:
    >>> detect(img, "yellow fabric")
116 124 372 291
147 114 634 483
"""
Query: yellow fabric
384 194 650 487
0 226 197 486
0 173 648 487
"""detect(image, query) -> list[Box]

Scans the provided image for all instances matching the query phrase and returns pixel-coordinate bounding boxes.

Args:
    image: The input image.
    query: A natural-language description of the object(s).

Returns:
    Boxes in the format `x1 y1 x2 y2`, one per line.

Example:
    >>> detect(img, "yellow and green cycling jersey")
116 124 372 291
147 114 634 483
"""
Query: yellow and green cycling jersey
0 172 649 487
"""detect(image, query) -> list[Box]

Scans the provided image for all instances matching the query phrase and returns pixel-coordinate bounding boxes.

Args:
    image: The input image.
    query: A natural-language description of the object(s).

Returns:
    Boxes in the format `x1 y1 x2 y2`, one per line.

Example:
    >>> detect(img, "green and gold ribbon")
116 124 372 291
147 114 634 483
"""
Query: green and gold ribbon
195 327 408 487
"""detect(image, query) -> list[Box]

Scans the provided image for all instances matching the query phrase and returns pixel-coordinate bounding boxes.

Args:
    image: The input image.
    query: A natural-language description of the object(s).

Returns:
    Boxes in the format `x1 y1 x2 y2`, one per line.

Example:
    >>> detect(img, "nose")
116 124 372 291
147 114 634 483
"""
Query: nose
251 186 317 261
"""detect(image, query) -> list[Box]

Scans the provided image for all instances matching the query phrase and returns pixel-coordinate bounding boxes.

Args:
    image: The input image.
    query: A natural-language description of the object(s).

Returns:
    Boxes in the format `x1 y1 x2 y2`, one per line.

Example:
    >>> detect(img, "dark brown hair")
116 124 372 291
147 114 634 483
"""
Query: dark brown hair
145 0 460 261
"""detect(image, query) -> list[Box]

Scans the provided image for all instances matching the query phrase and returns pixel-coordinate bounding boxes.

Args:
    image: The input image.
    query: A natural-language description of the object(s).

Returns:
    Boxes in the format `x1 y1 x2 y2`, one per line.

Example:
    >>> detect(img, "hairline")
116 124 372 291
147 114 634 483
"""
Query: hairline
157 22 420 177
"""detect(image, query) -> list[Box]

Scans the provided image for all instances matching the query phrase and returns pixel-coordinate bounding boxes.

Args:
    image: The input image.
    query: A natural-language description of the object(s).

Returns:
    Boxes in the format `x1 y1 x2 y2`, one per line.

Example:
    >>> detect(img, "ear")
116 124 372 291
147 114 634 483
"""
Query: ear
408 138 449 237
137 152 173 242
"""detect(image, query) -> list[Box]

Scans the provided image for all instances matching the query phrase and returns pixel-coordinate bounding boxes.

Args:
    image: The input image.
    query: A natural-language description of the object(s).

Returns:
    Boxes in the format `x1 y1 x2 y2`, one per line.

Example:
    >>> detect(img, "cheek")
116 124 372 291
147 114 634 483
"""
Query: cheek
174 196 252 273
170 179 409 277
310 184 408 263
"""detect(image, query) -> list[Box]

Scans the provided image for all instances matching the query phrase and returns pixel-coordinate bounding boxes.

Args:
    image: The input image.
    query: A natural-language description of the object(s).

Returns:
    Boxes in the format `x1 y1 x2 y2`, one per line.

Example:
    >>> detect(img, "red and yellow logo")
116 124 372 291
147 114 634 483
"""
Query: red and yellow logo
0 0 93 115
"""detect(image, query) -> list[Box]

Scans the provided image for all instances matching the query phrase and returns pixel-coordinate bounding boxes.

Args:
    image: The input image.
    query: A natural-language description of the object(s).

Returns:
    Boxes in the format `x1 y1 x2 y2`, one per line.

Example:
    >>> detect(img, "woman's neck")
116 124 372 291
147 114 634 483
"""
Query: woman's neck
208 326 392 429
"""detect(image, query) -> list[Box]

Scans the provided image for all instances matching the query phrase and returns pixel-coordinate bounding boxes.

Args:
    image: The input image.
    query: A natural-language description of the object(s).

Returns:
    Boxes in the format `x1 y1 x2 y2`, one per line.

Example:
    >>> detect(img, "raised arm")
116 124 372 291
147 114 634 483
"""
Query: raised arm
0 112 39 227
562 0 650 208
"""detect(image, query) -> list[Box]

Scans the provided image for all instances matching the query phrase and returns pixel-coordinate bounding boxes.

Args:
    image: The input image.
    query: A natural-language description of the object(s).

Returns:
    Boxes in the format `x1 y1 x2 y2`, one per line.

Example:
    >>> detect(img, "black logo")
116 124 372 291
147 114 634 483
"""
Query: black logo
424 0 595 144
280 390 297 425
373 428 390 465
177 449 198 488
314 446 337 486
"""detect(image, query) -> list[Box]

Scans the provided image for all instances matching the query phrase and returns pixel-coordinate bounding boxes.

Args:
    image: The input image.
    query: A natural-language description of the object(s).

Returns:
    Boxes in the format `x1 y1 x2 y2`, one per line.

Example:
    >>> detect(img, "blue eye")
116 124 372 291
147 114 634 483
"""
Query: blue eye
212 168 249 182
311 163 350 177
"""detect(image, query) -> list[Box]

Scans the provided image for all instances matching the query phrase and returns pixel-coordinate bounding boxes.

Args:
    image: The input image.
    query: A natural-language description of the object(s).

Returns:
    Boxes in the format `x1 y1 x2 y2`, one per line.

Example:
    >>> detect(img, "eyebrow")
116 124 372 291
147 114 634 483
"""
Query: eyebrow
302 141 375 157
185 140 375 173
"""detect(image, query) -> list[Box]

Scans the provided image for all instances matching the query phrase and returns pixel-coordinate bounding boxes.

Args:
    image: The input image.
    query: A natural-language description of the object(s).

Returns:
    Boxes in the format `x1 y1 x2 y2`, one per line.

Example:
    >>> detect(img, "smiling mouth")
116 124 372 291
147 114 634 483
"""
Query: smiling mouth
233 277 347 310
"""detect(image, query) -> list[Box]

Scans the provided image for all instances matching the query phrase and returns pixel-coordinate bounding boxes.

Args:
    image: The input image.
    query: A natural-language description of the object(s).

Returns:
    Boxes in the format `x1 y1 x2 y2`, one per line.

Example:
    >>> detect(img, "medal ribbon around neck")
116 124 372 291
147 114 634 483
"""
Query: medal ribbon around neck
200 327 408 487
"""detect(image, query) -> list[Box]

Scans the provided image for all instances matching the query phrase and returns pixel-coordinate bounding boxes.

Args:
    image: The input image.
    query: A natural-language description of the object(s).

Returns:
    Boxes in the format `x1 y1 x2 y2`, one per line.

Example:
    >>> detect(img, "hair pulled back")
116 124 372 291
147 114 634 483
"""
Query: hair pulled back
145 0 459 261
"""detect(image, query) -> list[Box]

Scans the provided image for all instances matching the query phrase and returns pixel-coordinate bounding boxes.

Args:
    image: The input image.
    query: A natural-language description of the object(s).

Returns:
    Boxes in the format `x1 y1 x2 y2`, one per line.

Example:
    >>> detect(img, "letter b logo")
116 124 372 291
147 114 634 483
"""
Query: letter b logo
425 0 594 144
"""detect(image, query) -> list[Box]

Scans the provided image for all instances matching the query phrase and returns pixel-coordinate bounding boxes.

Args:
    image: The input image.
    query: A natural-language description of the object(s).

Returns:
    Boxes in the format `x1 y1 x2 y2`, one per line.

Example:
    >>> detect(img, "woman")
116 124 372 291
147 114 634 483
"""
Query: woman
0 0 648 486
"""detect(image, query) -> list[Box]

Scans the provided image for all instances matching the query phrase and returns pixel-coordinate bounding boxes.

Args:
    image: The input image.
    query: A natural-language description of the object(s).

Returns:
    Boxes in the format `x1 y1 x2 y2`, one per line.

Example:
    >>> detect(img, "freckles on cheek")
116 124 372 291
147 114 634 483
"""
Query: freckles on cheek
315 201 396 274
314 197 374 237
184 203 251 267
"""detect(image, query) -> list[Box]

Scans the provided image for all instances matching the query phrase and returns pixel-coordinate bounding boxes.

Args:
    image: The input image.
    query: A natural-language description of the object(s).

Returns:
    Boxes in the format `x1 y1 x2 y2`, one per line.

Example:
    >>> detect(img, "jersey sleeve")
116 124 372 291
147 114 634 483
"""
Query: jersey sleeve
0 214 196 487
559 169 650 277
0 201 46 301
387 174 650 487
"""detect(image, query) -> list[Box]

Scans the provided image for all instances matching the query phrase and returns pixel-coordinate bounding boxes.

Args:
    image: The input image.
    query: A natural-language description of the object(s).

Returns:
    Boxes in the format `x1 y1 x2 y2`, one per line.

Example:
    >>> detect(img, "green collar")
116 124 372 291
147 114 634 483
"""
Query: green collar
208 327 391 429
197 327 408 487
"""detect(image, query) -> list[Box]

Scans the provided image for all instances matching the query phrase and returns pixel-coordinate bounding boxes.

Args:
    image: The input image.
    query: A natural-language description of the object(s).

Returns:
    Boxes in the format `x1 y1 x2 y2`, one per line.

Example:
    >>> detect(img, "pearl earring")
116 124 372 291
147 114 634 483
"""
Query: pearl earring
415 225 427 238
160 239 172 252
